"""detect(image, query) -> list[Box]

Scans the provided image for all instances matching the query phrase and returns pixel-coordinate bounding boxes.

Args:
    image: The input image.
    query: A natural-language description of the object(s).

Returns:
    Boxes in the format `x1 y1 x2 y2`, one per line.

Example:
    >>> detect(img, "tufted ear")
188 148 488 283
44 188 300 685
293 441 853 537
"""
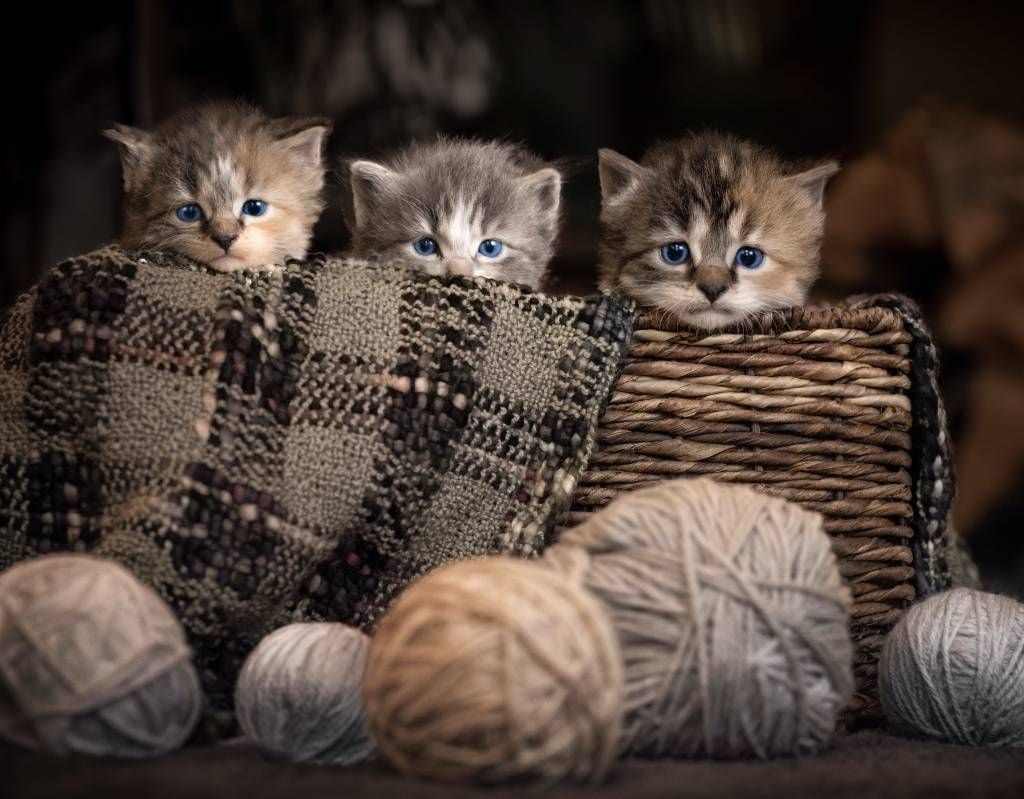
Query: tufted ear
793 160 841 208
344 160 399 232
519 167 562 222
274 117 333 167
598 148 646 207
103 124 155 194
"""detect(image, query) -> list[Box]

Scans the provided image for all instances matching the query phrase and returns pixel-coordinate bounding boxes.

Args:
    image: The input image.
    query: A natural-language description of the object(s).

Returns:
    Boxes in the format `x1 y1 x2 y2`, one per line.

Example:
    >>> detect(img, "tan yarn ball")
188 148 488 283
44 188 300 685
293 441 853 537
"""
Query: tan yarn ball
362 557 622 785
0 554 202 757
545 477 854 759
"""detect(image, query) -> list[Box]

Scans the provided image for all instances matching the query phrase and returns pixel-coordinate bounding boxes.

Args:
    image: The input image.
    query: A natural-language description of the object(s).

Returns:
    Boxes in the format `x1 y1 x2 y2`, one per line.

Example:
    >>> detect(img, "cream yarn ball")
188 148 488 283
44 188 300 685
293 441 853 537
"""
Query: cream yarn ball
235 622 375 765
362 557 622 784
545 477 855 759
0 554 202 756
880 587 1024 747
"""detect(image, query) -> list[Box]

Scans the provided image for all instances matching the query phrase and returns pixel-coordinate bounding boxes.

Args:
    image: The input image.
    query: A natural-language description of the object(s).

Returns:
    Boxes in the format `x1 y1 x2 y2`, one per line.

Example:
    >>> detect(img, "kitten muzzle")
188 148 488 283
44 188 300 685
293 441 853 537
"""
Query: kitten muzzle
445 257 475 279
209 218 242 253
212 232 239 253
694 264 732 304
697 281 727 303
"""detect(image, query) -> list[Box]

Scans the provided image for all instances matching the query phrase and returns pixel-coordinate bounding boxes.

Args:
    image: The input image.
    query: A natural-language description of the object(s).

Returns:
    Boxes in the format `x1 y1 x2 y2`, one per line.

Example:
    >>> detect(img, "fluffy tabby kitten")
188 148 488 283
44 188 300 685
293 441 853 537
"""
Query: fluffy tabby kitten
598 133 839 329
342 139 562 289
104 102 331 271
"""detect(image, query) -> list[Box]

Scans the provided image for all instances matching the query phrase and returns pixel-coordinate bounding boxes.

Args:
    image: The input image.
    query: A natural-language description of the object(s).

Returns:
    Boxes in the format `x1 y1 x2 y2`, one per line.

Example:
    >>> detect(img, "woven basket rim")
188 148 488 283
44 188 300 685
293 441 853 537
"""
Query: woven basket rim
635 299 908 336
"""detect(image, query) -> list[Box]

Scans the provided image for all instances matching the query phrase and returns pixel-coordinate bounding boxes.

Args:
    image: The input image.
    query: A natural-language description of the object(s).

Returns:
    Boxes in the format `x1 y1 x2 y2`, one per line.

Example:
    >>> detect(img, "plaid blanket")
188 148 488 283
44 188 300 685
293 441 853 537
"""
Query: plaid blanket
0 247 633 706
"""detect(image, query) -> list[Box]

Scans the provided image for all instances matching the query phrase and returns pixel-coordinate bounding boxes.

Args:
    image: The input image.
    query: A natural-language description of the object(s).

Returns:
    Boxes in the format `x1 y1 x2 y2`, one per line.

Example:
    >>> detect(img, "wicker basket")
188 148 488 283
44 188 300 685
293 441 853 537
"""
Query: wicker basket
568 297 959 726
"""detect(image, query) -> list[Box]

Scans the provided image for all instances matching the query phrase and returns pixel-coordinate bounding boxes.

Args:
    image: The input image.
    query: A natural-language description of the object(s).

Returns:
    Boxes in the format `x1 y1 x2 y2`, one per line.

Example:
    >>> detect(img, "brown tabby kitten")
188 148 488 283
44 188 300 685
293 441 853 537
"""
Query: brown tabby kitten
105 103 331 271
341 138 562 289
598 133 839 329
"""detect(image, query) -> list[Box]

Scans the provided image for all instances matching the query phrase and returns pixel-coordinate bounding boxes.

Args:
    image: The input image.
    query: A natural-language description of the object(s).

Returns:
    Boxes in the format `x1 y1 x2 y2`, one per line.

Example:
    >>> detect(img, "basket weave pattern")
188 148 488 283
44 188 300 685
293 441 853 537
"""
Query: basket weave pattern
570 304 926 723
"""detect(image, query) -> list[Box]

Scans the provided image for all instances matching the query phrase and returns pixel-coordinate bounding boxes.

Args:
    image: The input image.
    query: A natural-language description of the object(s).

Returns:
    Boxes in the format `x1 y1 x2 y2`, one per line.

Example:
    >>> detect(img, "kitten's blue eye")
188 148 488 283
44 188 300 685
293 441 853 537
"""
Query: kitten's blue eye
734 246 765 269
659 242 690 266
412 237 439 257
241 199 268 217
176 204 203 223
478 239 504 258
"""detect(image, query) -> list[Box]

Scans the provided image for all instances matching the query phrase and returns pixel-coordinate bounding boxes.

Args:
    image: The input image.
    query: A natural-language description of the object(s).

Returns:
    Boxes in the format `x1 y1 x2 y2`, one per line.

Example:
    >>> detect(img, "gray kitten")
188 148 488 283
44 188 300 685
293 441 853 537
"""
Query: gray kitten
105 102 331 272
342 138 562 289
598 133 839 329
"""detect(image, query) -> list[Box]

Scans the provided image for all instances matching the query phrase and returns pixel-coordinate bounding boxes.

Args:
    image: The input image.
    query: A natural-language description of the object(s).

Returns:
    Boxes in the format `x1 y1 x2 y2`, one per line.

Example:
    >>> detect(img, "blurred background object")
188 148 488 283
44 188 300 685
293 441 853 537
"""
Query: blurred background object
1 0 1023 595
822 103 1024 598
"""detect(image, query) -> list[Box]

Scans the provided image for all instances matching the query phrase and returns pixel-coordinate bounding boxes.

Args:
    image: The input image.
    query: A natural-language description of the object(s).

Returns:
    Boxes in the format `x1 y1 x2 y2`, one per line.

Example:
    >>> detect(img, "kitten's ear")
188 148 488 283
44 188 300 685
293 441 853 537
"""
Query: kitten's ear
598 148 645 206
103 124 154 193
345 160 398 231
519 167 562 219
793 160 841 208
274 117 333 167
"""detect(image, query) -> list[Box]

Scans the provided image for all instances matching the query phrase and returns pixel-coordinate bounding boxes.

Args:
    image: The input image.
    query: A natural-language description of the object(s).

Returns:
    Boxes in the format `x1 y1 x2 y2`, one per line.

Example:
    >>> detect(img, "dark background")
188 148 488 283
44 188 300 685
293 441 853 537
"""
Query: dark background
2 0 1023 594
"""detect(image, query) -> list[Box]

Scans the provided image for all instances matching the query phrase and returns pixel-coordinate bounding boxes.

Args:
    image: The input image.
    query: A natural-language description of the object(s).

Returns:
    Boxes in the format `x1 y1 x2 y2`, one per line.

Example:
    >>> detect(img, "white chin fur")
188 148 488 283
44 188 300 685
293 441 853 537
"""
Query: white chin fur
206 254 278 272
672 306 746 330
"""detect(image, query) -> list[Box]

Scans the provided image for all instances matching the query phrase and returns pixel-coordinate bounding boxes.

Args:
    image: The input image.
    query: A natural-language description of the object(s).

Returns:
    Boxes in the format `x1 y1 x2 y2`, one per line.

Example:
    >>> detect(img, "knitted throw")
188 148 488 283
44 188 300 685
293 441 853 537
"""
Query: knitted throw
0 247 634 705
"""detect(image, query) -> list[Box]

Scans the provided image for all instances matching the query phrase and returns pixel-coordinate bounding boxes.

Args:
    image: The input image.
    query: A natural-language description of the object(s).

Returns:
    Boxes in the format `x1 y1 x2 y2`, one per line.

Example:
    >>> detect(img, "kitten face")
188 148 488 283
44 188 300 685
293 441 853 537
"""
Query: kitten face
598 134 839 329
342 139 561 290
105 103 331 271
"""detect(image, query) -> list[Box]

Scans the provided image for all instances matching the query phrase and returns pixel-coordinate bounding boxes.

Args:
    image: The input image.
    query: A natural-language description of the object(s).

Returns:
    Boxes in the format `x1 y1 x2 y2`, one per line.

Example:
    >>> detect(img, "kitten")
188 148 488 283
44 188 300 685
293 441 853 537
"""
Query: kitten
598 133 839 329
104 102 331 272
342 138 562 289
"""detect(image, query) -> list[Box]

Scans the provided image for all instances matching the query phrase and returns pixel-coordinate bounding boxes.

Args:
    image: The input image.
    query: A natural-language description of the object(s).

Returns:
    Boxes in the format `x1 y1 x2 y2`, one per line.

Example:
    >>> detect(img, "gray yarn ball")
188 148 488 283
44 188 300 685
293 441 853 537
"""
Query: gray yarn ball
545 477 855 759
880 587 1024 747
0 554 202 757
235 622 376 765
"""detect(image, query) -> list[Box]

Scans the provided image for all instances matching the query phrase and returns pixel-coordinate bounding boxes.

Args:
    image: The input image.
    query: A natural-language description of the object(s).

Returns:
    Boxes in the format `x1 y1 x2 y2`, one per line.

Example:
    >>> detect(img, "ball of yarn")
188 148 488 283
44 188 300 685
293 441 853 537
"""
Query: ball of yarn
363 557 622 784
880 587 1024 747
0 554 202 756
235 622 375 765
544 477 854 759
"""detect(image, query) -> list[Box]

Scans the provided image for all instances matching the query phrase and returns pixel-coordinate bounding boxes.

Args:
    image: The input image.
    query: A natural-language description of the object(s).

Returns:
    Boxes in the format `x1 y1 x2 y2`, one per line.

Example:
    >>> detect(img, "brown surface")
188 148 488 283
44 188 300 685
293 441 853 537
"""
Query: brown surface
570 306 919 724
6 732 1024 799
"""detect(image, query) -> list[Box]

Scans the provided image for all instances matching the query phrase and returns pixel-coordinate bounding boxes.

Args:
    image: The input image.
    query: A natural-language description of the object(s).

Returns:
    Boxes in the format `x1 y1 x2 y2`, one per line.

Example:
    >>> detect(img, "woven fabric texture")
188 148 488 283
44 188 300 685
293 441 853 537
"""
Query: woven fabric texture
0 247 633 707
569 296 964 724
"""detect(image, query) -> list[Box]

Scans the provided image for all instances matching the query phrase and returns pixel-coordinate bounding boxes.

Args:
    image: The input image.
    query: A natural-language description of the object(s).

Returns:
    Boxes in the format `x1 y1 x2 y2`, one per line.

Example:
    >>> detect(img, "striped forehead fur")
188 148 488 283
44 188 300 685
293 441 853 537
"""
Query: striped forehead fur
599 132 838 330
105 102 331 271
343 137 562 290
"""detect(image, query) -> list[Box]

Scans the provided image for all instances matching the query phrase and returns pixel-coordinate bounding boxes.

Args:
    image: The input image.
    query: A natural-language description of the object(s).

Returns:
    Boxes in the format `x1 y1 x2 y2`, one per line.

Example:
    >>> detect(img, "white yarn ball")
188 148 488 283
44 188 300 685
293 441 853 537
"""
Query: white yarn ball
0 554 202 756
545 477 855 759
235 622 375 765
880 587 1024 747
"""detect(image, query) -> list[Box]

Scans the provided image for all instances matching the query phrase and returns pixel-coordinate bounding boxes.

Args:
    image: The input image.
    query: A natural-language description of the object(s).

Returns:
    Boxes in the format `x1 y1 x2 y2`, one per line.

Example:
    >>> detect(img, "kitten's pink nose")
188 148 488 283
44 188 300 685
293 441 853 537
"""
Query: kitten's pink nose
446 257 475 278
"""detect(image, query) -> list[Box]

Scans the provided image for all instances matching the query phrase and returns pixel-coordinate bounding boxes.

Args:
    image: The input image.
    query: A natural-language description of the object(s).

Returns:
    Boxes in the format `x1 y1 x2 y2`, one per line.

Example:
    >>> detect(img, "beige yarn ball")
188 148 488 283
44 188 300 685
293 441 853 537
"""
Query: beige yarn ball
880 587 1024 747
545 477 854 759
0 554 202 756
362 557 622 785
235 622 376 765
